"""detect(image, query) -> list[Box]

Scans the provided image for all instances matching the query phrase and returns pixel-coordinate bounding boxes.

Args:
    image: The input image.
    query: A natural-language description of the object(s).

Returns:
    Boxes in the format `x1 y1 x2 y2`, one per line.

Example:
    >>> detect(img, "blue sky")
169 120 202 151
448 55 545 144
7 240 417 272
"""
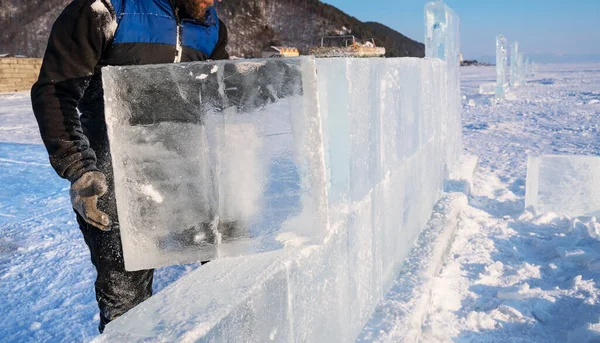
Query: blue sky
321 0 600 61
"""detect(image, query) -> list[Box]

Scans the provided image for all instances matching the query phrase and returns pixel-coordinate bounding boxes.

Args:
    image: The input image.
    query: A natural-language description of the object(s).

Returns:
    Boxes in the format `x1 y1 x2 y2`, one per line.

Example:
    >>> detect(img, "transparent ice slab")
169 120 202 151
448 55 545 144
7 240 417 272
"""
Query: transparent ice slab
496 34 508 98
526 155 600 217
510 41 520 87
102 58 327 271
425 0 462 172
518 52 525 85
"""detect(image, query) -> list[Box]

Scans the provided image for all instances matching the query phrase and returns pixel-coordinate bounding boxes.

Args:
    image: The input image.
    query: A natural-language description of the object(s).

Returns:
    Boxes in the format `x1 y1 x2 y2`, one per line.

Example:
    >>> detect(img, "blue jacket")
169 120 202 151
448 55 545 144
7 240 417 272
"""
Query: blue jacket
31 0 229 182
107 0 226 64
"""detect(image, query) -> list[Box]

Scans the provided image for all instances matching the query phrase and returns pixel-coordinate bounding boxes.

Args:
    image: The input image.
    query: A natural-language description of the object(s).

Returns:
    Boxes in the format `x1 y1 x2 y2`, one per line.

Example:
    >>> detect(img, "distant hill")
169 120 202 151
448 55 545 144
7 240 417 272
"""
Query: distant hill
0 0 425 59
0 0 70 57
364 22 424 58
217 0 425 58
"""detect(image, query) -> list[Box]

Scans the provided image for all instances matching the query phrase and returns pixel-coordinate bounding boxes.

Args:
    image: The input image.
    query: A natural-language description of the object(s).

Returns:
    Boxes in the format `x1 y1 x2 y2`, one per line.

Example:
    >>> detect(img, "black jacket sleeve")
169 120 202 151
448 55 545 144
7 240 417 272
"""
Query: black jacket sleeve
210 19 230 60
31 0 114 182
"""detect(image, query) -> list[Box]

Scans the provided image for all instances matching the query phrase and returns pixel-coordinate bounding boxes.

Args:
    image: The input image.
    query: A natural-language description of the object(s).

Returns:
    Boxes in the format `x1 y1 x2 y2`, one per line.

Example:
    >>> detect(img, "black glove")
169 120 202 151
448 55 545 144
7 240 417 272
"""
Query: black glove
70 171 111 231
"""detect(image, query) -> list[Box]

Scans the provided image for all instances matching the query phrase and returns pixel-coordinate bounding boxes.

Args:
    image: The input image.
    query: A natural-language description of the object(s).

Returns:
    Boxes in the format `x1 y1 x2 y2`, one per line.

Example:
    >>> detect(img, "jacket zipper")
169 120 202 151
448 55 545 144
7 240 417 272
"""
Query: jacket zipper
173 6 183 63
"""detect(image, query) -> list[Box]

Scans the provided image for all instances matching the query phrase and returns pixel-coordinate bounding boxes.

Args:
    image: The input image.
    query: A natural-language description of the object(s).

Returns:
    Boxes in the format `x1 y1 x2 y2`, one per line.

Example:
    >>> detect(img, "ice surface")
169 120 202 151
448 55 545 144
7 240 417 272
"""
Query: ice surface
495 34 508 98
102 58 328 271
525 155 600 217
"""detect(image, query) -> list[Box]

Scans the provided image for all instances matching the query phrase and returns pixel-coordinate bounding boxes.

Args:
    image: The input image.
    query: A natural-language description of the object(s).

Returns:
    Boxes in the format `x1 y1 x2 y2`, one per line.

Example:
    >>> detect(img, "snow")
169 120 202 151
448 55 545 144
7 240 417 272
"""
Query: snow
1 52 600 343
417 63 600 343
0 93 42 144
90 0 117 40
358 193 469 342
0 95 204 341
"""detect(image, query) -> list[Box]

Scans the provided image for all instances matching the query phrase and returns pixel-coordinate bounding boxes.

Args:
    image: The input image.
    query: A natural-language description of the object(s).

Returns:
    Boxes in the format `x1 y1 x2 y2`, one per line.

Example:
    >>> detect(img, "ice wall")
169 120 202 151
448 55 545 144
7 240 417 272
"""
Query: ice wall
526 155 600 217
496 34 508 98
98 56 454 343
97 1 462 341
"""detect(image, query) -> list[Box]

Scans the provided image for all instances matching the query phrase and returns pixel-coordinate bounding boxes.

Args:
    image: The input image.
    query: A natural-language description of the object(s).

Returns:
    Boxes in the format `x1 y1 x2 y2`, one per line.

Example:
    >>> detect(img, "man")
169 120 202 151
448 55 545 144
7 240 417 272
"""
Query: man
31 0 228 332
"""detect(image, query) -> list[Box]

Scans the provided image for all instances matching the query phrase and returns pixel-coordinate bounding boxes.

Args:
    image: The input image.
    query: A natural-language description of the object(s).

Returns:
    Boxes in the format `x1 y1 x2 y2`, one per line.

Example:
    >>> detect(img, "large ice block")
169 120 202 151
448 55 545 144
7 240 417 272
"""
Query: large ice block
518 52 525 85
102 58 328 271
525 155 600 217
496 34 508 98
425 0 462 172
510 41 520 87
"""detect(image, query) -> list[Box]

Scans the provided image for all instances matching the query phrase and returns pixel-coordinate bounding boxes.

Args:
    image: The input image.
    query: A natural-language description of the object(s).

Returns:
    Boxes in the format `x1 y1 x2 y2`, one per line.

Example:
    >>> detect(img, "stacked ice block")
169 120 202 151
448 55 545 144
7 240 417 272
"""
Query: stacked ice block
97 1 462 341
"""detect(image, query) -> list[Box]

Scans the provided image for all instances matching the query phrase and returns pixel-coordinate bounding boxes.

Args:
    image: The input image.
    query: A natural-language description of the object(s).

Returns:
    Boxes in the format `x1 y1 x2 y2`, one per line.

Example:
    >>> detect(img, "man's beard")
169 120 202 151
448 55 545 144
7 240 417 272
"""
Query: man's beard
174 0 211 21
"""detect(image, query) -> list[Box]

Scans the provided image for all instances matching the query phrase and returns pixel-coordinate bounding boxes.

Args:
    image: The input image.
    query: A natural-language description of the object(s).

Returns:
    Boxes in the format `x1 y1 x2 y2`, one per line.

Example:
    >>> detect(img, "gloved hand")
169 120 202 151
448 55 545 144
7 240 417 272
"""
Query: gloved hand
70 171 111 231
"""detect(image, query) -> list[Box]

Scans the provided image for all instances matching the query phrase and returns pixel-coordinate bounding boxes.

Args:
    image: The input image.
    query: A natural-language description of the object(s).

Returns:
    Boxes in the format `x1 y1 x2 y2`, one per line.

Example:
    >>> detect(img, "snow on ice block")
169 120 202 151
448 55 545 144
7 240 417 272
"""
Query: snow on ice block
525 155 600 217
102 58 328 271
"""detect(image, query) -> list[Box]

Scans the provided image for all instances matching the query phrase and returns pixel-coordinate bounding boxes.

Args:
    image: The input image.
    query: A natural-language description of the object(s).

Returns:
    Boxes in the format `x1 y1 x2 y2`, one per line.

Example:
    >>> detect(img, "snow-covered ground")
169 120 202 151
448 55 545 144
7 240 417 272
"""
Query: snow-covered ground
0 94 203 341
1 63 600 342
420 64 600 342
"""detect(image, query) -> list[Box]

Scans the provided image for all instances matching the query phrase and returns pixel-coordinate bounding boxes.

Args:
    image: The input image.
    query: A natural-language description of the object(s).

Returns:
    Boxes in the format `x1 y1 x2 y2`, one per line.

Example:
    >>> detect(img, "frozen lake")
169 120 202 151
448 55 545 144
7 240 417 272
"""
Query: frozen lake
1 63 600 342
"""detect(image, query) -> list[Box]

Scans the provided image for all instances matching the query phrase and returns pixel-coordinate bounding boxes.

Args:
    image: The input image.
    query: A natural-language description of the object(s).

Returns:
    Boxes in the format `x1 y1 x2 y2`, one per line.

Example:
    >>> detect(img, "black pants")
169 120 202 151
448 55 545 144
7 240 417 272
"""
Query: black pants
76 213 154 333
